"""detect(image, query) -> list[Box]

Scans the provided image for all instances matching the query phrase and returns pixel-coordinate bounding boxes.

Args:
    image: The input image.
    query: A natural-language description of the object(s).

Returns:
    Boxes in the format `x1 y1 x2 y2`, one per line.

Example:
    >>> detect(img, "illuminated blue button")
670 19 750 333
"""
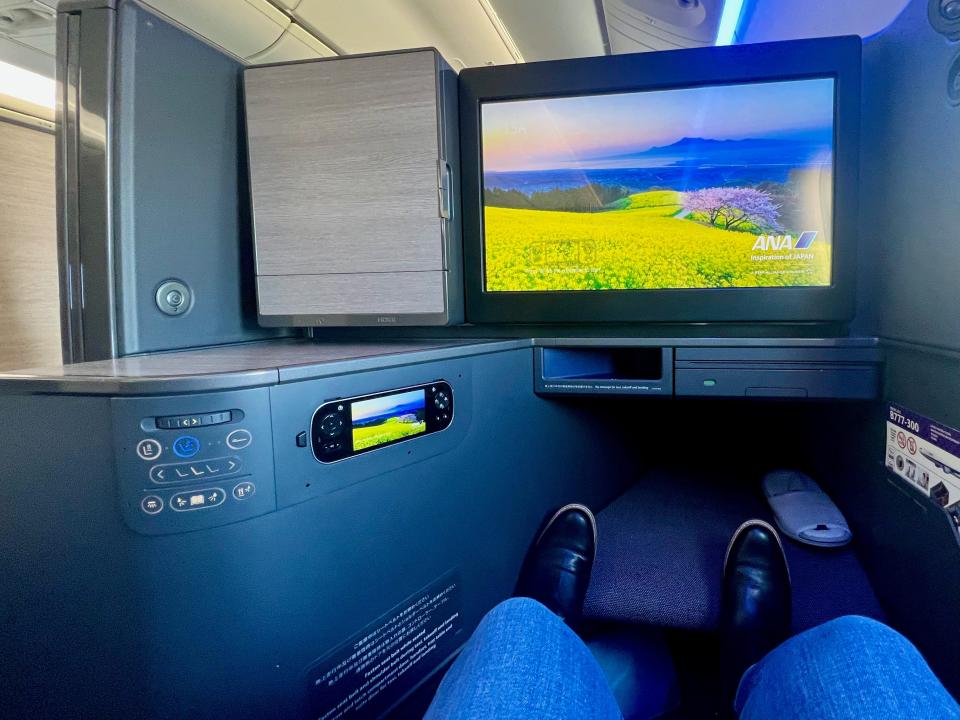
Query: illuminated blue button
172 435 201 458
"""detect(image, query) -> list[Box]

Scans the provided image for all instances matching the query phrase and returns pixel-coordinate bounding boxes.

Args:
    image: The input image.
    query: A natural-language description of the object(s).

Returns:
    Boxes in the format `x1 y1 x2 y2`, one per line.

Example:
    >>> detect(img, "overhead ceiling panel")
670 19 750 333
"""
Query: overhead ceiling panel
290 0 519 68
0 33 50 75
602 0 722 53
141 0 289 59
488 0 607 60
0 0 54 74
247 23 337 64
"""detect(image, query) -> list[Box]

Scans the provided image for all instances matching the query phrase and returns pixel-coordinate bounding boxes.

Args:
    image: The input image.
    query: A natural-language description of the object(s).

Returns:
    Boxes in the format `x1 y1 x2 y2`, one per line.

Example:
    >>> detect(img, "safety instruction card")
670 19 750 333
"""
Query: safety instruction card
886 403 960 532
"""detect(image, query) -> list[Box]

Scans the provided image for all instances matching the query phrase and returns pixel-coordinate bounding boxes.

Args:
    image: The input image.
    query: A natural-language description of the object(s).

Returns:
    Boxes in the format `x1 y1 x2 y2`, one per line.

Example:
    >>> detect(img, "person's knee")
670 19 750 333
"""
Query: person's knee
739 615 959 719
485 596 555 623
476 596 560 638
819 614 897 636
812 615 913 654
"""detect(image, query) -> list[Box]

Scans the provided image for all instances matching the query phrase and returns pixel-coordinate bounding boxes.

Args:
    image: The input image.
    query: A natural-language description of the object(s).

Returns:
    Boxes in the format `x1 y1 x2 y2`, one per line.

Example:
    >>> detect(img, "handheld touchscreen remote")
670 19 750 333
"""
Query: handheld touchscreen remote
311 381 453 463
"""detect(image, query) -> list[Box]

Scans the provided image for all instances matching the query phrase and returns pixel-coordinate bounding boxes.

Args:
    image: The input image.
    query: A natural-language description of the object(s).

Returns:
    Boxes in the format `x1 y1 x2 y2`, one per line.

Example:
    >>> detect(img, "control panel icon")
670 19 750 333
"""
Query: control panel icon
233 481 255 500
136 439 163 461
226 429 252 450
170 488 225 511
319 413 344 437
172 435 201 458
141 495 164 515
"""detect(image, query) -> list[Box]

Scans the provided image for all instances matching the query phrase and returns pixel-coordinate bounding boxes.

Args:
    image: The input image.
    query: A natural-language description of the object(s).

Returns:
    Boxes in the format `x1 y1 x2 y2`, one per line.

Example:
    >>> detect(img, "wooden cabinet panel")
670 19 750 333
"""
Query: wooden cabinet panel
0 119 61 370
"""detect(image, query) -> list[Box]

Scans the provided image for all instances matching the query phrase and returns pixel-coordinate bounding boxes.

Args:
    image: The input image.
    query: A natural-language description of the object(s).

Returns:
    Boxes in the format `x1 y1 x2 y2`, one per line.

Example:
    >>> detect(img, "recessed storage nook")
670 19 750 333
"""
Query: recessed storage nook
535 341 882 400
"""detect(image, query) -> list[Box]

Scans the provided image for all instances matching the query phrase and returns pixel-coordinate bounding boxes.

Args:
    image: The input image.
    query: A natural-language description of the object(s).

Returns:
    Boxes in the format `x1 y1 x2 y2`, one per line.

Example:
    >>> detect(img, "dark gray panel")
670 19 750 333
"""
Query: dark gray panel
113 1 286 355
862 1 960 350
675 366 880 399
791 395 960 696
674 346 883 362
885 343 960 430
0 393 154 718
271 360 475 508
0 348 638 718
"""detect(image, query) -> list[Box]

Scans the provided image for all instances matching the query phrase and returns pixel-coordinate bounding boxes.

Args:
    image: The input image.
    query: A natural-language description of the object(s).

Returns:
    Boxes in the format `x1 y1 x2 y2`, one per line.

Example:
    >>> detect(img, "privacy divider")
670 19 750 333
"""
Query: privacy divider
56 0 287 361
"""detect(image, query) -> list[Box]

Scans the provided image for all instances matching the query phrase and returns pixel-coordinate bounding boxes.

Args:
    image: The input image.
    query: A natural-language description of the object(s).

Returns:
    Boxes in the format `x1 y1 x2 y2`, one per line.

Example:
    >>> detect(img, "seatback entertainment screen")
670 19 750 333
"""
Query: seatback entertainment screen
480 77 835 292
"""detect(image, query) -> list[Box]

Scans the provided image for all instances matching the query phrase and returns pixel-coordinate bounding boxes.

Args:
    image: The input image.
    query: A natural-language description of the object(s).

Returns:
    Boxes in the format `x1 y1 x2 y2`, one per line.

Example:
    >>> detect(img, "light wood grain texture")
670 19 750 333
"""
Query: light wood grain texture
245 50 444 277
0 120 61 370
257 271 446 315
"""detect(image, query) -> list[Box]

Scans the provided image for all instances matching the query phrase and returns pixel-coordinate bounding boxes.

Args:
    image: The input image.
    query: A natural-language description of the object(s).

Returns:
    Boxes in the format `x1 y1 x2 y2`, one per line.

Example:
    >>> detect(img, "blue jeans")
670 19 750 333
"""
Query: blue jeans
424 598 960 720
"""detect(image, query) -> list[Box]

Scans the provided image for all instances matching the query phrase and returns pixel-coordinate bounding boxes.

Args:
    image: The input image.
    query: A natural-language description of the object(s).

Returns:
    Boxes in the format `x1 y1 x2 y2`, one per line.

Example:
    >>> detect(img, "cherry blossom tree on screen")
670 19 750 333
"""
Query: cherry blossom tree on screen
683 187 782 231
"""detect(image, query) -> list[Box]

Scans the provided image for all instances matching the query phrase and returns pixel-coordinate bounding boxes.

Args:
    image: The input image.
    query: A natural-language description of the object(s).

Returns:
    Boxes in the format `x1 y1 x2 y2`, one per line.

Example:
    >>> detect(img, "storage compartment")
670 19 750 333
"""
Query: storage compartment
244 49 462 327
674 346 883 400
536 347 673 396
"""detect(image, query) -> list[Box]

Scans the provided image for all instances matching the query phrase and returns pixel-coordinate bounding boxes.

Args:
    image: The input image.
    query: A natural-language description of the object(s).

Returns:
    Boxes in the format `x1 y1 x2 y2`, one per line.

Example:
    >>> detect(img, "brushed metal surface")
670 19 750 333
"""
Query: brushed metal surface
245 50 444 277
0 120 62 371
0 338 529 394
0 339 471 378
257 272 447 316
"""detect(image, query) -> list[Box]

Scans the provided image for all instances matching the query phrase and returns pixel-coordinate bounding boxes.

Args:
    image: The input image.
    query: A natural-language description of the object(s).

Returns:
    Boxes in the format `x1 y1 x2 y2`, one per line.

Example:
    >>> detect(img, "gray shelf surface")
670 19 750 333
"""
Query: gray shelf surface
0 336 882 396
0 339 528 395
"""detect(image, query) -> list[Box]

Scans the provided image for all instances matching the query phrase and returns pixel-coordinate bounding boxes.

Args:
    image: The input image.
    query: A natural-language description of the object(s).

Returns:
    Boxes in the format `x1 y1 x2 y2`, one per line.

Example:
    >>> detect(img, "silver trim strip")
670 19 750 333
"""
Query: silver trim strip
55 3 119 362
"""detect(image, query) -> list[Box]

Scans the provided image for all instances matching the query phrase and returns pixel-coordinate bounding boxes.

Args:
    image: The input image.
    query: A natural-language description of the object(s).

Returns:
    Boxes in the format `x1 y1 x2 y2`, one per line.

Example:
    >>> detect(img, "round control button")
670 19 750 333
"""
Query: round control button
141 495 164 515
226 429 253 450
155 279 192 316
319 413 345 438
172 435 201 458
233 481 256 500
433 391 450 411
136 438 163 461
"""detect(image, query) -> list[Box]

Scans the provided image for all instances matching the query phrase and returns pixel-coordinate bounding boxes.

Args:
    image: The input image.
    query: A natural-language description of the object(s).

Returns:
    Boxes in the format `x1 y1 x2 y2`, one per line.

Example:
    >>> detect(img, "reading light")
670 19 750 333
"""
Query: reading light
0 59 54 109
715 0 746 46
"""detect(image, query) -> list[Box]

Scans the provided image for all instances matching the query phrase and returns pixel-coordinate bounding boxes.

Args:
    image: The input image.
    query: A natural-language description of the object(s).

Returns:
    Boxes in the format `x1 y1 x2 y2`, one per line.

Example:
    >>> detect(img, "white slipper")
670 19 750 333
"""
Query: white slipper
762 470 852 547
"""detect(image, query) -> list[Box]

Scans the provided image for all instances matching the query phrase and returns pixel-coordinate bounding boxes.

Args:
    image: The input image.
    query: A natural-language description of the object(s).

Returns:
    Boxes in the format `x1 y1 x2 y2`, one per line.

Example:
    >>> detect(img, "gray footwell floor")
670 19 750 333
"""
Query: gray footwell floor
585 467 884 633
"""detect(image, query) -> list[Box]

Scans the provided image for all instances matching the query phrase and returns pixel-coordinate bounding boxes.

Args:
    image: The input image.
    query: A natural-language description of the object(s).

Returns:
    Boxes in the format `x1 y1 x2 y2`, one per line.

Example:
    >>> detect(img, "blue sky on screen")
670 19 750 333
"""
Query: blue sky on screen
351 390 425 422
482 77 834 172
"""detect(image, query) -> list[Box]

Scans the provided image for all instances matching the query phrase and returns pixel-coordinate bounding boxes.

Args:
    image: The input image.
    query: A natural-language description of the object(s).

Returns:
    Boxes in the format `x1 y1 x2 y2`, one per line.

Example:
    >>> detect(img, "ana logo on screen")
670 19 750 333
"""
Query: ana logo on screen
752 231 818 252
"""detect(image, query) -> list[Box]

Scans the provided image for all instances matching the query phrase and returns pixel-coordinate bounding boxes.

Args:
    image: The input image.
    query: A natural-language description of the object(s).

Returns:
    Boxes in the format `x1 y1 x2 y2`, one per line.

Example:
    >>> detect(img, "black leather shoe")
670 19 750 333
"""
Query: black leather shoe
720 519 791 711
515 503 597 626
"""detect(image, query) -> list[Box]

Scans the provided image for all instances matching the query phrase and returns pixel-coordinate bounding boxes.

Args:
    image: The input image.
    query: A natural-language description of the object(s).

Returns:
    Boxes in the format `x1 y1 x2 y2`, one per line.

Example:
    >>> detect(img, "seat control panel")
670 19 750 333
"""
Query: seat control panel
112 388 276 535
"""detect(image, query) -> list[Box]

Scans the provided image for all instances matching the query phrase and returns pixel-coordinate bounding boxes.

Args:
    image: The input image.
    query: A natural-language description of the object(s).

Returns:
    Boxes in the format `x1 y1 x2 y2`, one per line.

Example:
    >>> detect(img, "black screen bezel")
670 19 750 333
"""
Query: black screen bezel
458 36 861 324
